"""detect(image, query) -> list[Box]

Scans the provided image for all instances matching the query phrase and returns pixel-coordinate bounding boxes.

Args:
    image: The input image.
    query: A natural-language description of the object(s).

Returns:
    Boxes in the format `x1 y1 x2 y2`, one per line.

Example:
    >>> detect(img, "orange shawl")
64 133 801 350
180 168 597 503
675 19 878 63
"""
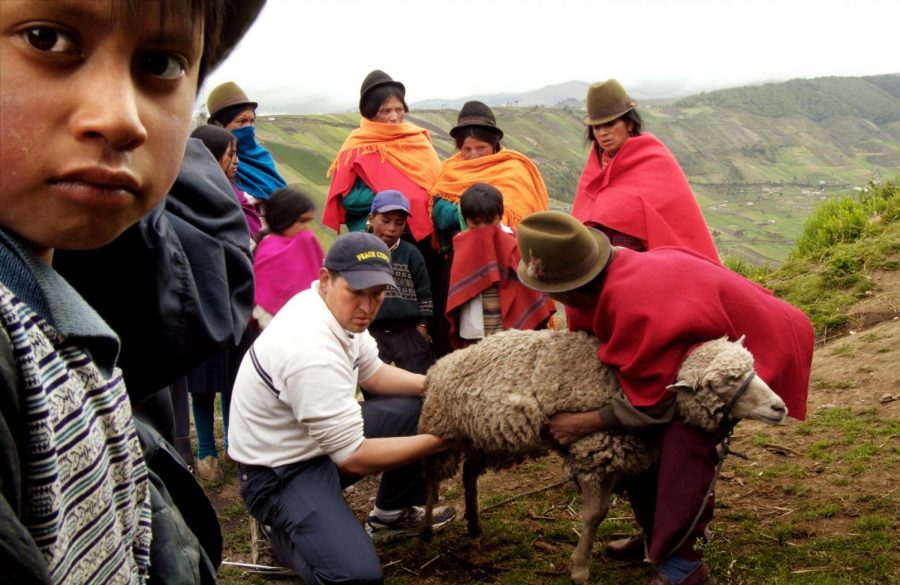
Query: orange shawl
431 150 549 227
326 118 441 190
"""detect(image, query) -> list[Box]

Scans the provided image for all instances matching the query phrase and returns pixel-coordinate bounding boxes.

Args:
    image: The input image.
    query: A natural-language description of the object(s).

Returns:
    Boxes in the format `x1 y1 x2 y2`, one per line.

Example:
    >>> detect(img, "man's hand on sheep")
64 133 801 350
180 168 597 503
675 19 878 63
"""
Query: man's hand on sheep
548 411 604 446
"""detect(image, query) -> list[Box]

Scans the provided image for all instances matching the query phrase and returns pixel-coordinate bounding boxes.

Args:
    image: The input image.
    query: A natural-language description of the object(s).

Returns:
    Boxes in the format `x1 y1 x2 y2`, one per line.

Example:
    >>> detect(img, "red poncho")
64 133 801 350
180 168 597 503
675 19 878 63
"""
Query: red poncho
446 226 556 344
573 134 720 263
323 118 441 241
566 247 813 420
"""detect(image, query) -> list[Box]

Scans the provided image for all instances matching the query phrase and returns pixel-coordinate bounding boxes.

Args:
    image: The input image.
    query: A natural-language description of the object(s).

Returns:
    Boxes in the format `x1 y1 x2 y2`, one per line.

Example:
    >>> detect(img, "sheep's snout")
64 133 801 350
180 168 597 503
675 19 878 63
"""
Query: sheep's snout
731 375 788 424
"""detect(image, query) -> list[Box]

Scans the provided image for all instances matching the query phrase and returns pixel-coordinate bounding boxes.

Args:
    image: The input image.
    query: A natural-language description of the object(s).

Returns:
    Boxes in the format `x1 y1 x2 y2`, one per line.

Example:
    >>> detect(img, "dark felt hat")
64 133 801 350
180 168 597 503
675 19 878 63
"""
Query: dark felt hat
359 70 406 112
324 232 396 291
450 100 504 140
583 79 637 126
516 212 612 293
206 81 258 120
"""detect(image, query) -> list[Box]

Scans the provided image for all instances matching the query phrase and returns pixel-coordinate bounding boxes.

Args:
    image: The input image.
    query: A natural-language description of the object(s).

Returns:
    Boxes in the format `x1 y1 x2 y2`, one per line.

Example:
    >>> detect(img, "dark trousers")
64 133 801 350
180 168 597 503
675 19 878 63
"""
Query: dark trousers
238 396 426 585
621 416 730 562
369 322 434 375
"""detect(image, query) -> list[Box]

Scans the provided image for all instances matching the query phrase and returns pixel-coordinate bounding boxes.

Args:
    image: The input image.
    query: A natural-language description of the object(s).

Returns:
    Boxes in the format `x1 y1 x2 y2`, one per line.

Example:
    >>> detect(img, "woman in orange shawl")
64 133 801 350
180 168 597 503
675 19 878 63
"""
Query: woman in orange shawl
429 101 550 357
431 101 549 252
322 70 441 242
573 79 719 263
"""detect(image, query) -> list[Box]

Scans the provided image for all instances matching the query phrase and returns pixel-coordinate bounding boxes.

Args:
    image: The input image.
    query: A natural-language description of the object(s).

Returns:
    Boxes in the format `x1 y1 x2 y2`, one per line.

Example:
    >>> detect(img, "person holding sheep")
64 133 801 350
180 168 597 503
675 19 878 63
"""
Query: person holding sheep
515 211 814 585
228 232 455 583
444 183 556 349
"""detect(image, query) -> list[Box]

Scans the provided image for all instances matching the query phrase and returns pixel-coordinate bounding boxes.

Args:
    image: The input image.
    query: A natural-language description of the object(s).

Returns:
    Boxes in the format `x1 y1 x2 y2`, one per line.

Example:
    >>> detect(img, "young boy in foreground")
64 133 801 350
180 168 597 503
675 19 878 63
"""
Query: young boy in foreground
0 1 264 582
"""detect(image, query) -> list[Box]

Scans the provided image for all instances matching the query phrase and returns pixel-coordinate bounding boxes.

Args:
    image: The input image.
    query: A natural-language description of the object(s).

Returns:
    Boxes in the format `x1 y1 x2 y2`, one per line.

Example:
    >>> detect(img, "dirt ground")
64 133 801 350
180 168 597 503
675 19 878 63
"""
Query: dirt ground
209 270 900 583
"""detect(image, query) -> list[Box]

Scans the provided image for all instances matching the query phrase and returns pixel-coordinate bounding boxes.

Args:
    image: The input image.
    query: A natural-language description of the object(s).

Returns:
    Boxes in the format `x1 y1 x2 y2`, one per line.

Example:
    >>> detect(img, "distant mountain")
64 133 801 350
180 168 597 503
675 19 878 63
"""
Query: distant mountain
255 74 900 264
412 81 593 110
408 78 756 111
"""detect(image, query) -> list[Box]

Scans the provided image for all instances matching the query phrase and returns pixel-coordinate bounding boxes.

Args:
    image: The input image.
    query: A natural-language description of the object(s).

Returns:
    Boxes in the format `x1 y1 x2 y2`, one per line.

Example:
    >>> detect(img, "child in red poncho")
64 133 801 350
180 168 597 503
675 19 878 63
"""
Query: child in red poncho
445 183 555 350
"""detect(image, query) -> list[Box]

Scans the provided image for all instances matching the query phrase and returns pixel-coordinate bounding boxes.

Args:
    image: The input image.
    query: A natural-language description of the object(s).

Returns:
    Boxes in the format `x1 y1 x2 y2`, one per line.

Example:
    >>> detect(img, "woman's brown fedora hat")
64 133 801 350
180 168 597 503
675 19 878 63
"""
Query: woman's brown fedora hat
516 211 612 293
450 100 504 140
582 79 637 126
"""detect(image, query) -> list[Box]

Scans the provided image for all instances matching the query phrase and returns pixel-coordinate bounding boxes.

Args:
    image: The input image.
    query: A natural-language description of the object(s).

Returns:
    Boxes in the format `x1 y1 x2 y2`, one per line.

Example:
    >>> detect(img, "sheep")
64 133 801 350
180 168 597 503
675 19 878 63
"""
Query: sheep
418 328 786 585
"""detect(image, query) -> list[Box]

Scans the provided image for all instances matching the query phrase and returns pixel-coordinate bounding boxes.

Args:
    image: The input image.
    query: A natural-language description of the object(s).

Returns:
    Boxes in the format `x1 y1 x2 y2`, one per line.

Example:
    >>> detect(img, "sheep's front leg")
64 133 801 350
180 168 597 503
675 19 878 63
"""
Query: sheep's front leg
462 458 485 537
570 474 617 585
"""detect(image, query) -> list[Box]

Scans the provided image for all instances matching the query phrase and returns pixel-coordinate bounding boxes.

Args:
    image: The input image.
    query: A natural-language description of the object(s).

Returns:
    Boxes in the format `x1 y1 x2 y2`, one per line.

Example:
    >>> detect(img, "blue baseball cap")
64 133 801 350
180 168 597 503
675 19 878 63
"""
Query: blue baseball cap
324 232 396 290
371 190 411 215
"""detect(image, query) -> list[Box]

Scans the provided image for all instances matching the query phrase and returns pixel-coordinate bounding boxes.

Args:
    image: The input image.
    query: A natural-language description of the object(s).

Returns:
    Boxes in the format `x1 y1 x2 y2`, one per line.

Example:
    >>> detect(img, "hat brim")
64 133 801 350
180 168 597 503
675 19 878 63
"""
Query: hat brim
449 123 504 141
372 205 411 215
517 228 612 293
211 99 258 119
582 102 636 126
340 270 397 291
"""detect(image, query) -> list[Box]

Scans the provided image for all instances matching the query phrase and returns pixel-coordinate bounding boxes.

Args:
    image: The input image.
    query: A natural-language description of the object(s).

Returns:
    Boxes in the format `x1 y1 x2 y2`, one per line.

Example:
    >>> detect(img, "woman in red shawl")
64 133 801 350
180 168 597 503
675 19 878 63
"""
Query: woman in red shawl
573 79 719 263
322 70 441 242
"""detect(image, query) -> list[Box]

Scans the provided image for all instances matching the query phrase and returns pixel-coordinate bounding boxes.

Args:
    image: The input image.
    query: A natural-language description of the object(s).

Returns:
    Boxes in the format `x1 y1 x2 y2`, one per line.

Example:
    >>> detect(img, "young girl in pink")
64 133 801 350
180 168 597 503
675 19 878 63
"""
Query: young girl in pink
253 188 325 328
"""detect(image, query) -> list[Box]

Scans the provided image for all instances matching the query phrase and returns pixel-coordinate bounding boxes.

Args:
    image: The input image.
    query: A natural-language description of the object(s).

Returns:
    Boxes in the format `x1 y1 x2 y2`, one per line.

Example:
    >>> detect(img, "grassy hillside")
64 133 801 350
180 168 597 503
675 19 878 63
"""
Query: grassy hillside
253 75 900 264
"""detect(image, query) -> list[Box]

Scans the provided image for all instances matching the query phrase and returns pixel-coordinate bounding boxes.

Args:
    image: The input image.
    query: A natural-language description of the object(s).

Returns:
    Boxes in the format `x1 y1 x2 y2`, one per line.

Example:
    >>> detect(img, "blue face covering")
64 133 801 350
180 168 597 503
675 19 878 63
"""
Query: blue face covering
230 125 287 200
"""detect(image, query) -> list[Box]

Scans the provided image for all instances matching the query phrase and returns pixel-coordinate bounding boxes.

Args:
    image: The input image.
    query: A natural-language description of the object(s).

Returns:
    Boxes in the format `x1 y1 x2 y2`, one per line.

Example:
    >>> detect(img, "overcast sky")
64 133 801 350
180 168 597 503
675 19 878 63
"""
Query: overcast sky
200 0 900 114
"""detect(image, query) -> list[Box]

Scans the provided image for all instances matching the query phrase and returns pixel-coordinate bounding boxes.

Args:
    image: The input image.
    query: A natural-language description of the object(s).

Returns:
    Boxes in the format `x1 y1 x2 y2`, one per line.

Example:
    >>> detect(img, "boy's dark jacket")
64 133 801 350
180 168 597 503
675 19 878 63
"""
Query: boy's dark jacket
1 139 254 584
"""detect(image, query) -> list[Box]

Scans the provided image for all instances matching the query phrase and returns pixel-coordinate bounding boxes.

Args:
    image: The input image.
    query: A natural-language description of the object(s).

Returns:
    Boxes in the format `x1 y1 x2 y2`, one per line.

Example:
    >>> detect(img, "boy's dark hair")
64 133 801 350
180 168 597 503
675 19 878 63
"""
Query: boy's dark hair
190 125 235 161
453 126 502 153
460 183 504 224
360 86 409 120
256 188 316 242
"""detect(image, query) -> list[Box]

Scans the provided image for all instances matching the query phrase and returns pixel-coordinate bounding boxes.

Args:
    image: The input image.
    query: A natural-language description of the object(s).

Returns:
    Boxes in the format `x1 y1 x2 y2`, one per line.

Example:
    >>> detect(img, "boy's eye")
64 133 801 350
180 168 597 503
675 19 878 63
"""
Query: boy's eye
138 51 186 79
24 27 78 54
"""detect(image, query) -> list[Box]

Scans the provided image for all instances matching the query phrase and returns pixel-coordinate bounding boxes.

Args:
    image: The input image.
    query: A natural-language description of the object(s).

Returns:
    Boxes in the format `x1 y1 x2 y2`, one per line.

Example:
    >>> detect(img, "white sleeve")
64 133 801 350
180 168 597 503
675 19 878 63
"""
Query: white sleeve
280 346 365 464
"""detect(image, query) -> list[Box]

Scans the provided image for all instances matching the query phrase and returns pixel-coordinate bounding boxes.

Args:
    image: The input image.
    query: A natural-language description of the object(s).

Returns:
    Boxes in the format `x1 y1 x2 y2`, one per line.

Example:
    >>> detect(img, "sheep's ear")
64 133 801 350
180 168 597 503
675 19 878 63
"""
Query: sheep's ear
666 381 696 394
736 334 746 346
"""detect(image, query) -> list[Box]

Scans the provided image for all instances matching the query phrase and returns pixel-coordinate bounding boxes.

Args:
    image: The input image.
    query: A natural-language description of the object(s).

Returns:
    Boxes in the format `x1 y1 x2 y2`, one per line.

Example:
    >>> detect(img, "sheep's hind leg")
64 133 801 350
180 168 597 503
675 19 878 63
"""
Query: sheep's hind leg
570 474 617 585
462 458 485 537
420 457 440 541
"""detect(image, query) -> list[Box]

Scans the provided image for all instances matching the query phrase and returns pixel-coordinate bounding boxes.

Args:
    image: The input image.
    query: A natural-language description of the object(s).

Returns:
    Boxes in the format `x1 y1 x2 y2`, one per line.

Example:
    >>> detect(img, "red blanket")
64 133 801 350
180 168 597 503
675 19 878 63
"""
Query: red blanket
324 154 435 240
323 119 441 241
573 133 719 263
446 226 556 342
566 247 813 420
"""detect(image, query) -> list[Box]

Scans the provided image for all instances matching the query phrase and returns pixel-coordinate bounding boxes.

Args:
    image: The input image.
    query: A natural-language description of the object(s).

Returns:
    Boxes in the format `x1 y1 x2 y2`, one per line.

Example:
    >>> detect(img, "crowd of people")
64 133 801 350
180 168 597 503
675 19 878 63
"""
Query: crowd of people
0 1 814 584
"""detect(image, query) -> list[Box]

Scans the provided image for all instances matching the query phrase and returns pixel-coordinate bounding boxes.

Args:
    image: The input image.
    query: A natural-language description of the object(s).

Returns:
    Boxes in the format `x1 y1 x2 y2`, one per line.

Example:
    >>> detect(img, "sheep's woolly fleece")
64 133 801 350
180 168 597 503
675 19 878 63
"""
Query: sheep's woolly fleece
420 329 657 482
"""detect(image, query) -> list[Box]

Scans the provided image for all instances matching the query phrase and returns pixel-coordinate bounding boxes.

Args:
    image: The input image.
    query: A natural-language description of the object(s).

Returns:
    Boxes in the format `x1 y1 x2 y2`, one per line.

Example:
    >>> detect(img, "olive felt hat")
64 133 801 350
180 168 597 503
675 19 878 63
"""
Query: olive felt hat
516 212 612 293
207 81 257 120
450 100 504 140
582 79 638 126
359 70 406 112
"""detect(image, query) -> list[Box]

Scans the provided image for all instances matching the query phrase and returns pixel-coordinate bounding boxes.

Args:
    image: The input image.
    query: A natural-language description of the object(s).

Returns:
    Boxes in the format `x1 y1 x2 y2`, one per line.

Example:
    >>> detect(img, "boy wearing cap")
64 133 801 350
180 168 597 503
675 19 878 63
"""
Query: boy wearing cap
229 232 454 583
0 0 263 582
515 212 814 585
367 190 435 374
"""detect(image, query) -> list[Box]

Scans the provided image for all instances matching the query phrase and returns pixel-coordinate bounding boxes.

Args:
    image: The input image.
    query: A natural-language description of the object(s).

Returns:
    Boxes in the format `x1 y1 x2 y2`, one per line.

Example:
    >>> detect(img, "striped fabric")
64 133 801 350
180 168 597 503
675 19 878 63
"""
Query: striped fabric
1 285 151 584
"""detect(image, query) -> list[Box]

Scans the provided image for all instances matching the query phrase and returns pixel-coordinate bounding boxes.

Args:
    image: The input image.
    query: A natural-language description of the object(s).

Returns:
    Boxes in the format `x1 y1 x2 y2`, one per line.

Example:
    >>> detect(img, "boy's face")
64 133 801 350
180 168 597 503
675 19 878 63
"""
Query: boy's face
369 210 408 248
0 1 203 260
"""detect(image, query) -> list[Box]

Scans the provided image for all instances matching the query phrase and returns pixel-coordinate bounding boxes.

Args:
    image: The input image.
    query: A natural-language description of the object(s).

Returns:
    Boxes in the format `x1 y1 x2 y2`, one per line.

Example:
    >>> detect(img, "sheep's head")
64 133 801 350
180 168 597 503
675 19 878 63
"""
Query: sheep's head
667 336 788 430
